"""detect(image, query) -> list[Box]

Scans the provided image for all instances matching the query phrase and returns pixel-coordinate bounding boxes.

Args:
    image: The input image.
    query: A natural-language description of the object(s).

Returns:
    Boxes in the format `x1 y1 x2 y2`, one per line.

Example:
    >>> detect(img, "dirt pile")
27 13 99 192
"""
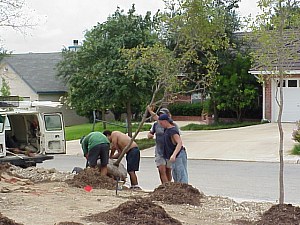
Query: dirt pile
0 212 23 225
84 197 182 225
150 182 204 205
256 203 300 225
66 167 118 190
0 163 11 175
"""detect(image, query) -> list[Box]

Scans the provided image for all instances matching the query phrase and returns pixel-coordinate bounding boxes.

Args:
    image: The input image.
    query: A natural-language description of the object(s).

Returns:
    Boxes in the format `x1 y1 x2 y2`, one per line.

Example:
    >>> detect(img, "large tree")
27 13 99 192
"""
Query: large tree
160 0 255 121
213 52 258 121
57 5 160 136
249 0 300 204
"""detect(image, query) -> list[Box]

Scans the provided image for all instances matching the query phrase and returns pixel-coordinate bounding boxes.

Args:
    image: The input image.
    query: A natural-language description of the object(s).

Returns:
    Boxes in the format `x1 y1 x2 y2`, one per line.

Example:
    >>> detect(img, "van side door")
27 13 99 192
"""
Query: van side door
42 113 66 154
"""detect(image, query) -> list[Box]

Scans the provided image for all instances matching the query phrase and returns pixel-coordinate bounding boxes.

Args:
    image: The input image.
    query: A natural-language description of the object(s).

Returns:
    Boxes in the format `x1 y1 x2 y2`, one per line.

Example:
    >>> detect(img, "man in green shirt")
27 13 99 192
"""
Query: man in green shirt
80 131 110 176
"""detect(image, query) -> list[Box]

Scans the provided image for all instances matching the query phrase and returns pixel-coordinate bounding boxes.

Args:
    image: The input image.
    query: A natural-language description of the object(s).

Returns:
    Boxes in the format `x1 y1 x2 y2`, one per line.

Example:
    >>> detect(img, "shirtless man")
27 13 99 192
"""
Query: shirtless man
103 130 141 189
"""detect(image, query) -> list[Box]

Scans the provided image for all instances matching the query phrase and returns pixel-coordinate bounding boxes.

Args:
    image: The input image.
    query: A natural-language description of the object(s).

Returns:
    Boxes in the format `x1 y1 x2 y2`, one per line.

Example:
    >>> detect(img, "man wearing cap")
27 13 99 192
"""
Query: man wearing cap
158 114 188 184
80 131 110 176
147 105 179 183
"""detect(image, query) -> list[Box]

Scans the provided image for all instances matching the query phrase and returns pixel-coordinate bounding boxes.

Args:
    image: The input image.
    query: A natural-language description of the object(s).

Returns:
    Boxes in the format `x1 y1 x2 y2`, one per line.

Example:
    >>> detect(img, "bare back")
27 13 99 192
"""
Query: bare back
111 131 138 152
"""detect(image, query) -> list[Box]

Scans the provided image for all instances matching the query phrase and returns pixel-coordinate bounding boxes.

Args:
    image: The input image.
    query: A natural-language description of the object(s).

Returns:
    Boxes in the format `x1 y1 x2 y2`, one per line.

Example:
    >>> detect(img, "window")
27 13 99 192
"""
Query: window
0 116 4 132
288 80 297 87
44 115 62 131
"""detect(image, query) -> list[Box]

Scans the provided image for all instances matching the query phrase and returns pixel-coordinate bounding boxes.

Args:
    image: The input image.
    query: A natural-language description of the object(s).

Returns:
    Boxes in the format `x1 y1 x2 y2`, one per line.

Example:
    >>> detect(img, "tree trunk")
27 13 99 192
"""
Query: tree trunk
213 101 219 124
126 101 132 137
113 86 160 167
278 7 285 204
102 109 107 129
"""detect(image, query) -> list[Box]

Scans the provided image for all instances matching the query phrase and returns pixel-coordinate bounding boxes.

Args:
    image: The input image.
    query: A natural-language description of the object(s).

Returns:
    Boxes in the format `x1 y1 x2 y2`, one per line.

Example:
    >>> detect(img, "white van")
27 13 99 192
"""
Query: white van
0 99 66 166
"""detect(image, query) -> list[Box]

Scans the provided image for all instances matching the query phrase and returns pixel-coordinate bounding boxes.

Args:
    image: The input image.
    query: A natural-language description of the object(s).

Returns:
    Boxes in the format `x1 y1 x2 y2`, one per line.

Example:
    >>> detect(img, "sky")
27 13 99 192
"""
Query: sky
1 0 260 54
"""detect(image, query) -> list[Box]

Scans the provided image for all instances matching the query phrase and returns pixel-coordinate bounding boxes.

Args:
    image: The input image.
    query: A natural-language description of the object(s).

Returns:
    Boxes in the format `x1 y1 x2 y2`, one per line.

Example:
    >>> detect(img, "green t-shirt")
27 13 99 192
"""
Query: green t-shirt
81 131 110 156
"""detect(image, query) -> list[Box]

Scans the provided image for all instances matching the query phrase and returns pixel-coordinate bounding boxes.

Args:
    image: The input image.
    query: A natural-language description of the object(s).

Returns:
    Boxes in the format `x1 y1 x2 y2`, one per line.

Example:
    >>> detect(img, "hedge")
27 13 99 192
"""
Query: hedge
168 102 202 116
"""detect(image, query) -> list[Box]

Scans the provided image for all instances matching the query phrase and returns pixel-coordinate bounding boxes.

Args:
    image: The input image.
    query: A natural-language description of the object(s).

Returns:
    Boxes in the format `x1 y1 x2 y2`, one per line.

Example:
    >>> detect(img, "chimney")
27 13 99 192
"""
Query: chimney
73 40 79 46
68 40 81 52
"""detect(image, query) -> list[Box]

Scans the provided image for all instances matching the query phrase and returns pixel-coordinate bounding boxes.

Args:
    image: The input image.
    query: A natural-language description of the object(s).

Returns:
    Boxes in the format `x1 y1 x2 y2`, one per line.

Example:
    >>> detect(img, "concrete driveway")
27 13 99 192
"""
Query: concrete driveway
139 122 300 163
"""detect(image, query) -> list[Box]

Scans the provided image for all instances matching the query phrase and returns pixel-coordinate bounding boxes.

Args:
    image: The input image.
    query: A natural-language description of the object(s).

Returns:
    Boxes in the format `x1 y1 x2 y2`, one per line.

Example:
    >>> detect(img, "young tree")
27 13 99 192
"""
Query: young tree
249 0 300 204
113 43 181 166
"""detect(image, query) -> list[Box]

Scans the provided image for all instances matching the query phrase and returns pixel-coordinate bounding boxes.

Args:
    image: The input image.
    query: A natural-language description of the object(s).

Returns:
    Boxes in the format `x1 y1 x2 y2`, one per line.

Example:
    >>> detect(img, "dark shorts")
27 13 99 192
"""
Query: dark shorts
88 143 109 167
126 147 140 172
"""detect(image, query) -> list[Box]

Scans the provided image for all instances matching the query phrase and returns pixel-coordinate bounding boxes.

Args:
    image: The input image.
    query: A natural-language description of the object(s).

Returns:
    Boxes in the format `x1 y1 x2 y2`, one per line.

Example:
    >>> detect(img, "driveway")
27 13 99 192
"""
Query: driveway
139 122 300 163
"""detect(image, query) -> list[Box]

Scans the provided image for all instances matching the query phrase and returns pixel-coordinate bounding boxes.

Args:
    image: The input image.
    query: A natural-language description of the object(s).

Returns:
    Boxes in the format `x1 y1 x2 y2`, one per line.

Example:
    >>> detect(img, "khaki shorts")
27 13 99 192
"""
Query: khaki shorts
155 155 172 168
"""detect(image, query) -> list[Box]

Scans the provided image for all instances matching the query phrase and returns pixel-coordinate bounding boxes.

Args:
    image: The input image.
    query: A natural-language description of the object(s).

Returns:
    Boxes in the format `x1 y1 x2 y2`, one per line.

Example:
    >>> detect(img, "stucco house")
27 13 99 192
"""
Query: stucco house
249 36 300 123
0 52 88 126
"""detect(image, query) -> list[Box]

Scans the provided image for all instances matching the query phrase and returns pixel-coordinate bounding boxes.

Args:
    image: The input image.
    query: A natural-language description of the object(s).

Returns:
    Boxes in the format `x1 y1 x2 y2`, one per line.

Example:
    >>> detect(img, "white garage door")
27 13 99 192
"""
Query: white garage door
273 79 300 122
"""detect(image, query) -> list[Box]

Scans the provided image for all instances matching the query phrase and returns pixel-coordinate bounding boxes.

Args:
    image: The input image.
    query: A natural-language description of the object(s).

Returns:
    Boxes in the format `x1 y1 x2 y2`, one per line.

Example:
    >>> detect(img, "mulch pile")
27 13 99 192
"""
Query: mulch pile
0 212 23 225
232 203 300 225
0 163 11 175
256 203 300 225
66 167 117 190
84 197 182 225
150 182 204 206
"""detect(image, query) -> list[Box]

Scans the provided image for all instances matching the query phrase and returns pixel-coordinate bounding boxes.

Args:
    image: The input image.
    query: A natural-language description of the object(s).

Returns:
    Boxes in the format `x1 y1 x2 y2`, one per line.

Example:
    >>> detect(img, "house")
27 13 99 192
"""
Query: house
249 32 300 123
0 52 88 126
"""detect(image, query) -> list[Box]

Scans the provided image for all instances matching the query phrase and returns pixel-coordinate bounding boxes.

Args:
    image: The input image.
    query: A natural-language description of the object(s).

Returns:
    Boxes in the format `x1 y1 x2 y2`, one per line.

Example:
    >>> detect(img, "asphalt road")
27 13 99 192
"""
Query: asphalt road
38 155 300 205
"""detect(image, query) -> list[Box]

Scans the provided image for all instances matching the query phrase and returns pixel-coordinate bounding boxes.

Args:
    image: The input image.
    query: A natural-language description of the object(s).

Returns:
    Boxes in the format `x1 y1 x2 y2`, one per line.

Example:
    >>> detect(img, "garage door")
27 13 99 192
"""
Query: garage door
274 79 300 122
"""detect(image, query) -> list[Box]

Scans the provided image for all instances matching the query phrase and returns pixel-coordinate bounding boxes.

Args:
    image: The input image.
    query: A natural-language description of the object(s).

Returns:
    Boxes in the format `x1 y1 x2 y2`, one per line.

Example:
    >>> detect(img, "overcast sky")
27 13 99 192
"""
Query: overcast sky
1 0 259 54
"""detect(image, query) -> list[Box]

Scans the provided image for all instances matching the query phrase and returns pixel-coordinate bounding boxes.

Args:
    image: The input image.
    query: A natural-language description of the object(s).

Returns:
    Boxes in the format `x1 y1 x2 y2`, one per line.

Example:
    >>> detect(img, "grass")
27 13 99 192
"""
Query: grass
292 144 300 155
180 121 263 131
65 121 151 141
65 121 264 151
136 138 156 150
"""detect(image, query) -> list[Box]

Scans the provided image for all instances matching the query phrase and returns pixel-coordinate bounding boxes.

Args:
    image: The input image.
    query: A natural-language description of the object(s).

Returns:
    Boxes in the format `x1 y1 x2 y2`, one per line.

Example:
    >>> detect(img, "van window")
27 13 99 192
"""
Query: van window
0 116 4 132
44 115 62 131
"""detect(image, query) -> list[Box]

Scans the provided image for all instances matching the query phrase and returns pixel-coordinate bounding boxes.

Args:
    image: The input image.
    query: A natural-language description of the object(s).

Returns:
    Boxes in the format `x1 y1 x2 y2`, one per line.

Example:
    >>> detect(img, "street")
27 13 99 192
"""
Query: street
38 155 300 205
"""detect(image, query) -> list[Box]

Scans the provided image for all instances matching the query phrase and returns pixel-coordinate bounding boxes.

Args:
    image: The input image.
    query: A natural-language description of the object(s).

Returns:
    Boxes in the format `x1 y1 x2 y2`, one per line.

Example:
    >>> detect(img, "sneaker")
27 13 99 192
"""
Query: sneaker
130 186 142 191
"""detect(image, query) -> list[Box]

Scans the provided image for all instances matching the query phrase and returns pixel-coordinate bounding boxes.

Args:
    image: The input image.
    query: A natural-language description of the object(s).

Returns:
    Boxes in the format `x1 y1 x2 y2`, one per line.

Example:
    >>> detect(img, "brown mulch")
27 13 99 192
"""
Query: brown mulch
65 167 117 190
232 203 300 225
256 203 300 225
149 182 204 206
84 197 182 225
0 212 24 225
0 163 11 175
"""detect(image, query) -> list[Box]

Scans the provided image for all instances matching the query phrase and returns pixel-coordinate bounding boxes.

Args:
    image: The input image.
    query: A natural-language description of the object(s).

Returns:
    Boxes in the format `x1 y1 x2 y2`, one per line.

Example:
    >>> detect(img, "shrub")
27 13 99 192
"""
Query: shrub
292 144 300 155
168 102 202 116
292 121 300 143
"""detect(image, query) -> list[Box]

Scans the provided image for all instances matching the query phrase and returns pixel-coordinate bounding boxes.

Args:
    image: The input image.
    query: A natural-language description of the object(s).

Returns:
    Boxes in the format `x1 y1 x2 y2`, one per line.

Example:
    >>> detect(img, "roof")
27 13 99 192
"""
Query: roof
1 52 67 94
244 30 300 74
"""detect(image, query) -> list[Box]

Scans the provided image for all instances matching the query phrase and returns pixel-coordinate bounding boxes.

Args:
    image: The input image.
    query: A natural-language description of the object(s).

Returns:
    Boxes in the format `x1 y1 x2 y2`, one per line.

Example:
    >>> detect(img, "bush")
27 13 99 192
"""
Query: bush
168 102 202 116
292 121 300 143
292 144 300 155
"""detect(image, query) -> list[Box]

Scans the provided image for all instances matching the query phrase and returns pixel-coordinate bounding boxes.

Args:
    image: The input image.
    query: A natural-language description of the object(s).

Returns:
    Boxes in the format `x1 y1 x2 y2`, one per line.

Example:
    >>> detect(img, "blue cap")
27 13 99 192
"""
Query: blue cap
158 114 173 123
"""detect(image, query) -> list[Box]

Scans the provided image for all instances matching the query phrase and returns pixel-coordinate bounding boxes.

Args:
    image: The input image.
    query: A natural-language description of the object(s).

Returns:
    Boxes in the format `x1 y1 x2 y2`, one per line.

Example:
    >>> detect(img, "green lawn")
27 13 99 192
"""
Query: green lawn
180 121 263 131
65 121 264 151
65 121 151 141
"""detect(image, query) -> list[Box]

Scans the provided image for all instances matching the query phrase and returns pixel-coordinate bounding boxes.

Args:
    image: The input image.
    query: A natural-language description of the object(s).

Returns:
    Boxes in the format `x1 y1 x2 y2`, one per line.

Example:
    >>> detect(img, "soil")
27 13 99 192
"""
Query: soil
66 168 118 190
0 163 299 225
